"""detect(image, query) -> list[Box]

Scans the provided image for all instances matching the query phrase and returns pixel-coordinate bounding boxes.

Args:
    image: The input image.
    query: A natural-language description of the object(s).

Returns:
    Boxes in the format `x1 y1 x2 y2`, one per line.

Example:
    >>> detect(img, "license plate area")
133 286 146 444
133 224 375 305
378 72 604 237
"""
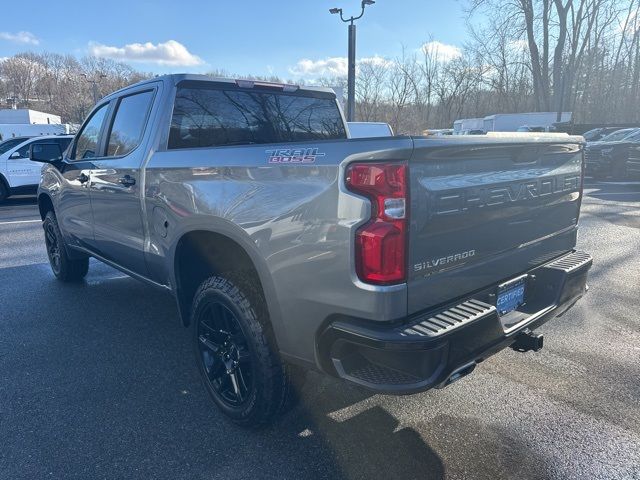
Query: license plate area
496 275 527 315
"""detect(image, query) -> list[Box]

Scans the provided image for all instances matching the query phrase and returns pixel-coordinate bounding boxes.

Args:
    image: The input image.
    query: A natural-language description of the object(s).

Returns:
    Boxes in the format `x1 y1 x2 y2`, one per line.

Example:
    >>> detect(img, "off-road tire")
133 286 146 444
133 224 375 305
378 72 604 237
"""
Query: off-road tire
43 211 89 282
191 273 297 426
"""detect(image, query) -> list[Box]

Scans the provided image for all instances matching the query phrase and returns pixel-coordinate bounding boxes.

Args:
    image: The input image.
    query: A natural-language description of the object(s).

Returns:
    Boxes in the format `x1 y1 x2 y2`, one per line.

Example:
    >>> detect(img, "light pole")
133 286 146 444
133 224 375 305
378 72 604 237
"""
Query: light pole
82 73 107 104
330 0 375 122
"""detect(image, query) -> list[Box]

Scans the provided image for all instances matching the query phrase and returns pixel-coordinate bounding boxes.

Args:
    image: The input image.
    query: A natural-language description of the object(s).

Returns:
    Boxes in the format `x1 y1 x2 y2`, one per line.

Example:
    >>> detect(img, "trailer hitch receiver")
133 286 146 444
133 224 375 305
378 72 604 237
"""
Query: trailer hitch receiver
511 329 544 352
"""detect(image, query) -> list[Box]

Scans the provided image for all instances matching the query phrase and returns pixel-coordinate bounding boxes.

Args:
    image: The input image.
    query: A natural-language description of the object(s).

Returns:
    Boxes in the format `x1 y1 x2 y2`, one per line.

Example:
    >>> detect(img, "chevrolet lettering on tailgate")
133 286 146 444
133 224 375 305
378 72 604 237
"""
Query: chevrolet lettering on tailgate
435 174 581 215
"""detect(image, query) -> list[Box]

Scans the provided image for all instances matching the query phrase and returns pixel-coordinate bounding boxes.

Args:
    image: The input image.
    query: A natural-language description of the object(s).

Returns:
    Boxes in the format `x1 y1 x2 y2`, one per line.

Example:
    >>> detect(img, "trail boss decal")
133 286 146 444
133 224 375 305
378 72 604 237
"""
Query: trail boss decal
266 148 325 164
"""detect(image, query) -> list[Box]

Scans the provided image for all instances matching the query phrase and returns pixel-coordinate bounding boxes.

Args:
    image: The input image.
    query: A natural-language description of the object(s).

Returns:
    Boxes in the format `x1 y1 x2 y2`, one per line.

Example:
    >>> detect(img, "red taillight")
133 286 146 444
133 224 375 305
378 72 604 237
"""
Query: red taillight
346 163 407 285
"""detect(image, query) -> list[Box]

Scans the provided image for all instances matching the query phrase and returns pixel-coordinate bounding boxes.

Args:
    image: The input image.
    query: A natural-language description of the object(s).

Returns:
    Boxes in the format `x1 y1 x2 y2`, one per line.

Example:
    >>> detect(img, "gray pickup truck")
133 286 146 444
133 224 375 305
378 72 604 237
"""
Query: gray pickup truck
32 74 592 425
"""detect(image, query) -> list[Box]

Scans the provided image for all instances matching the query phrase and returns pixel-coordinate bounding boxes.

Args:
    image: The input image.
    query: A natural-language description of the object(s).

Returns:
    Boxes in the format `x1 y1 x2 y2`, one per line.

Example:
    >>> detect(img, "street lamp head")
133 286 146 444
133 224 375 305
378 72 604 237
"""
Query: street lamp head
362 0 375 6
329 7 342 14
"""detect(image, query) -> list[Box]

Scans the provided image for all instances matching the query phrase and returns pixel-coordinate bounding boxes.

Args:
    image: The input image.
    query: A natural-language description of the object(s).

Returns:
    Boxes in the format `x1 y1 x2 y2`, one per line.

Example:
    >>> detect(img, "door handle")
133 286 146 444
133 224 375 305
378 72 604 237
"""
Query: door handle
77 172 90 184
118 175 136 187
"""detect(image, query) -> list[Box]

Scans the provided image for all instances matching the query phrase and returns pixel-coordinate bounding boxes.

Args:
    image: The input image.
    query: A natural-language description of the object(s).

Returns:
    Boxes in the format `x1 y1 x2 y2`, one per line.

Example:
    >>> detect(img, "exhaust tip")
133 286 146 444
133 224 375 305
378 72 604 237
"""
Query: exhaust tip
438 361 477 388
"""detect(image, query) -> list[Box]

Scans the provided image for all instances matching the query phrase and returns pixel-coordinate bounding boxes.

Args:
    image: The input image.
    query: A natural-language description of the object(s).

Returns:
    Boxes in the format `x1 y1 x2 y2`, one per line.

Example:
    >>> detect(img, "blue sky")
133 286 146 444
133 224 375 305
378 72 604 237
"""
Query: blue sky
0 0 470 79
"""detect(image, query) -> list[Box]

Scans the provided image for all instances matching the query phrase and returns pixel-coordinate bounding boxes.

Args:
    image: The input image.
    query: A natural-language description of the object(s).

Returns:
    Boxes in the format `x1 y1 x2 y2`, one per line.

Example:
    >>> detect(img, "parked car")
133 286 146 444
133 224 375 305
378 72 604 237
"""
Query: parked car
422 129 453 136
347 122 394 138
516 125 547 133
461 129 486 135
33 74 591 425
582 127 623 142
585 128 640 179
483 112 571 132
0 135 73 202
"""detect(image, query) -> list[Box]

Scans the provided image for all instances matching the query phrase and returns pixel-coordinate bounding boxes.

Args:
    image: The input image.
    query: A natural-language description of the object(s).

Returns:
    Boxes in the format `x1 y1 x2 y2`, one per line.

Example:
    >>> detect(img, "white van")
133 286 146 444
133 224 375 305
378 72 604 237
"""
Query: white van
0 135 73 202
347 122 394 138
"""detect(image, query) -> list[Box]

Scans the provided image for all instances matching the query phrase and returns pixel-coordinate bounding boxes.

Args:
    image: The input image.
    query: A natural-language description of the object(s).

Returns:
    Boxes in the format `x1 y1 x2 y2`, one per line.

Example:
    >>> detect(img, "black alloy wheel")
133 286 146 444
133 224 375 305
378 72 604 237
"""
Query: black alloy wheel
44 220 62 275
196 300 254 406
190 274 296 426
42 211 89 281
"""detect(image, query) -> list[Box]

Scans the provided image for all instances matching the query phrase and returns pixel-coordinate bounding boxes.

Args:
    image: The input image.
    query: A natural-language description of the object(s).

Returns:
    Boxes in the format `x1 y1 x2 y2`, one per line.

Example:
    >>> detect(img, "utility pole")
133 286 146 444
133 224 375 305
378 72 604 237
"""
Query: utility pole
82 73 107 104
556 73 566 123
329 1 376 122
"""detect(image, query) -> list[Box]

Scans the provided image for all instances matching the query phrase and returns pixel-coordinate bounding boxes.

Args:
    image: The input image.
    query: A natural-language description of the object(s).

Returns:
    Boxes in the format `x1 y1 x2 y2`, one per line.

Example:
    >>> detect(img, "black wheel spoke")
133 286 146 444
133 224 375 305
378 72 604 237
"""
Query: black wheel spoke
235 363 250 396
219 304 232 333
198 334 221 354
200 319 226 343
228 371 243 401
206 359 225 379
44 222 61 271
196 298 255 407
236 346 251 364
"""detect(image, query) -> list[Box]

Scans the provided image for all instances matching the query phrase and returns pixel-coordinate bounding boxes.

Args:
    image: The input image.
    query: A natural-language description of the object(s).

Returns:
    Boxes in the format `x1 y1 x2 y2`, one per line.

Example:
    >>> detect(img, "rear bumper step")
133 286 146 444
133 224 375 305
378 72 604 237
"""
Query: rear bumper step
318 250 592 394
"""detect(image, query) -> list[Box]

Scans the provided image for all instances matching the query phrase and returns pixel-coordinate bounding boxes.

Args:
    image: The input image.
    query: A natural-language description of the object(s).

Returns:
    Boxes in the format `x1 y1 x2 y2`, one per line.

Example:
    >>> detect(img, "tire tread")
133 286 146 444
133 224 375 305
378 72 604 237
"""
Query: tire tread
191 272 297 426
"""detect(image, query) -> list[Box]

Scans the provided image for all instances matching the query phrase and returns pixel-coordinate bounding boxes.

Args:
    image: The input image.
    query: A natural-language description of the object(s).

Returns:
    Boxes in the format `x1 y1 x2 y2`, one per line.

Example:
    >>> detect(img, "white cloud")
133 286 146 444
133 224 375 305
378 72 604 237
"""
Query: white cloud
360 56 394 68
616 10 638 35
0 31 39 45
420 41 462 62
507 39 529 52
289 55 392 78
290 57 348 77
88 40 203 66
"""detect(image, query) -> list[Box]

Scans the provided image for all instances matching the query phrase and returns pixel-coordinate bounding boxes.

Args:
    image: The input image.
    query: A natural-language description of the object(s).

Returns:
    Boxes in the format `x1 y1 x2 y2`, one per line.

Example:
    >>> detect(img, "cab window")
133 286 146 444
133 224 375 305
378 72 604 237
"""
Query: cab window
15 142 32 158
0 137 29 155
106 90 154 157
71 103 109 160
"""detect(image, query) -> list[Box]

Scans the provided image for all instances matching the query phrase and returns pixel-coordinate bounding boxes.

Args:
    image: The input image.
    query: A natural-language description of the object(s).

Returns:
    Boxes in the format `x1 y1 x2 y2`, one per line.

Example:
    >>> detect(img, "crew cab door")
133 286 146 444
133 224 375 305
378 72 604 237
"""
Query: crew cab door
88 87 156 276
56 103 110 249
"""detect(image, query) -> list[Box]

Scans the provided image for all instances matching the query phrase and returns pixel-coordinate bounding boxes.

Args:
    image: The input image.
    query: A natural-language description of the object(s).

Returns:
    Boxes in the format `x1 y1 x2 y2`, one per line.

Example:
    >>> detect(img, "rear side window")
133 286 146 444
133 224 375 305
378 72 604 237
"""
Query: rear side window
72 103 109 160
106 90 154 157
0 137 29 155
168 85 346 149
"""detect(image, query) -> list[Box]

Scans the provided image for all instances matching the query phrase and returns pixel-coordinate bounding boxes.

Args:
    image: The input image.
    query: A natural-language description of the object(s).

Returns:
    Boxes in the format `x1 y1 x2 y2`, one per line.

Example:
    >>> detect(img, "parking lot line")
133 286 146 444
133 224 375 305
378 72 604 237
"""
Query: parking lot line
586 192 640 196
586 181 640 186
0 219 41 225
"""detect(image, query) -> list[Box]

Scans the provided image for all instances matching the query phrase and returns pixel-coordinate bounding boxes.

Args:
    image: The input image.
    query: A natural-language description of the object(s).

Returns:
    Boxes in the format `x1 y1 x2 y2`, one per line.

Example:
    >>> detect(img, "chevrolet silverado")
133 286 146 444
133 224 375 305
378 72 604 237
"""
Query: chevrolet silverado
32 74 592 425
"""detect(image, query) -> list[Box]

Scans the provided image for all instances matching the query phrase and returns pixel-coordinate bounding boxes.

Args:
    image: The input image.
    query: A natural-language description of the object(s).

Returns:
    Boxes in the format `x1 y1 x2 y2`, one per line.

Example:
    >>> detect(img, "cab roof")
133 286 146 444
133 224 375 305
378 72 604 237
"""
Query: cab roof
104 73 336 101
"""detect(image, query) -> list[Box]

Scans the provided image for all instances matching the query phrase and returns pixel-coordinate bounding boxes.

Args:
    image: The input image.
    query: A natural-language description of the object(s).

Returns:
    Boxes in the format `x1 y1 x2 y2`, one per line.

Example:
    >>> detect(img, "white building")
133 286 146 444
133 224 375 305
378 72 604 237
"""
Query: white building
483 112 572 132
453 117 485 134
0 109 62 125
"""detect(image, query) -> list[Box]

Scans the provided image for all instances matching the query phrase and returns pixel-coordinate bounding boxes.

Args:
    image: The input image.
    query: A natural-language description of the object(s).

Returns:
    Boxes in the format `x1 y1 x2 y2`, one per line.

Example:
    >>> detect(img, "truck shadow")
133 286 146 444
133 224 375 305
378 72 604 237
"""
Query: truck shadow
583 180 640 207
0 195 38 207
275 378 446 480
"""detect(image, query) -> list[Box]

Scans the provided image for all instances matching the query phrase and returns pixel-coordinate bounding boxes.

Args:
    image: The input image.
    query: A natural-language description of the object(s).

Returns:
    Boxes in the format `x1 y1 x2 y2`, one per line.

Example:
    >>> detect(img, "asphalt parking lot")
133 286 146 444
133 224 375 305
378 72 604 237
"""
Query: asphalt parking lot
1 181 639 480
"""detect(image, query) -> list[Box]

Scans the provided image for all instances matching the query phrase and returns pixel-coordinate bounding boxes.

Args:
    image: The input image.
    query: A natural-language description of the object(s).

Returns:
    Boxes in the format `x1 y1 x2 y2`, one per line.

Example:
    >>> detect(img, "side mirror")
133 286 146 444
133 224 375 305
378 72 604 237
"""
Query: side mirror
9 151 21 159
30 143 63 163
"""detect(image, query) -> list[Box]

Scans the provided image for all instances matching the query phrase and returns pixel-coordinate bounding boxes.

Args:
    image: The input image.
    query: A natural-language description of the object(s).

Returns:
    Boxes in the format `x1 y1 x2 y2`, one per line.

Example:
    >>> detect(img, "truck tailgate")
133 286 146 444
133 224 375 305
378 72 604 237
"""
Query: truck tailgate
407 136 584 315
